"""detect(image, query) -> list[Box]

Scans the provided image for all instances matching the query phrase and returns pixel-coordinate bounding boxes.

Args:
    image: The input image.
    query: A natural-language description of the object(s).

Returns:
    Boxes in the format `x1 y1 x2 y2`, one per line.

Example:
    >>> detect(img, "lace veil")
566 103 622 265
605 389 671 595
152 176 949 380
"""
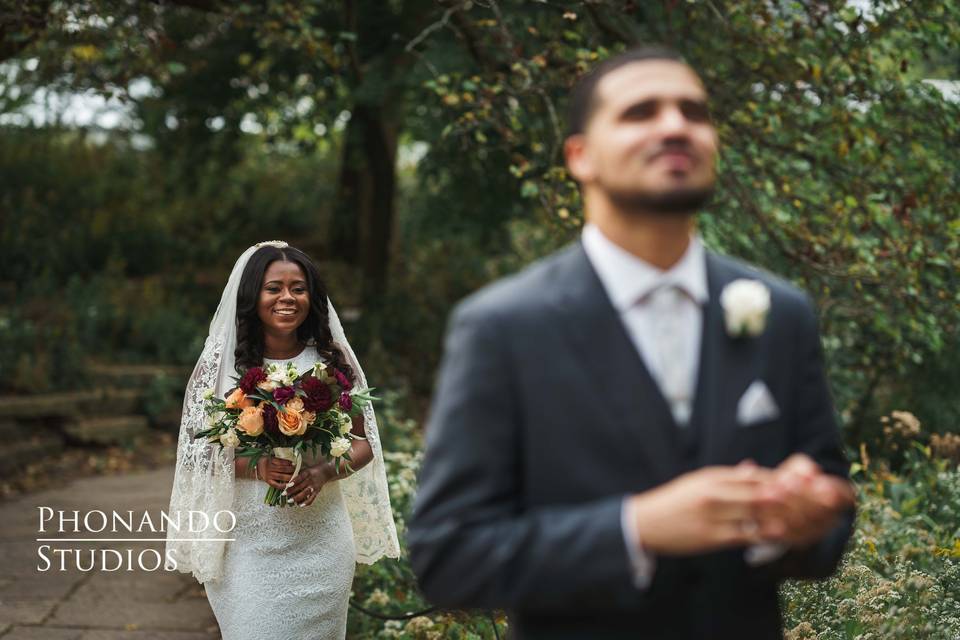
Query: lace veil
165 241 400 584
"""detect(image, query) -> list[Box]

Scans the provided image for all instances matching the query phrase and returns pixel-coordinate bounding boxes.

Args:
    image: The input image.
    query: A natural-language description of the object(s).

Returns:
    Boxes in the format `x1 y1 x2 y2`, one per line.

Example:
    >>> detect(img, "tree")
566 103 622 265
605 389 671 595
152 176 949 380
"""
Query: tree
401 0 960 439
4 0 958 437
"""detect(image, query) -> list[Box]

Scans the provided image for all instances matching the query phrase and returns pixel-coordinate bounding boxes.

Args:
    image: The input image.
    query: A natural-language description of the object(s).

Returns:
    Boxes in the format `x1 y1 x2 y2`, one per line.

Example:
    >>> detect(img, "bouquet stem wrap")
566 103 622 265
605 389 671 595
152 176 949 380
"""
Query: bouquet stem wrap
273 446 303 505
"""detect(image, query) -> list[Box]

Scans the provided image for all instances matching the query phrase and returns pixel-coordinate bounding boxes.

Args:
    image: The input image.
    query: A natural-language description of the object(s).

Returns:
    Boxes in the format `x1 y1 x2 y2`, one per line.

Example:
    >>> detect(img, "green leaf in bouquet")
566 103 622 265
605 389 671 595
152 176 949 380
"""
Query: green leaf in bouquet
247 389 274 404
317 426 338 439
193 425 225 439
251 448 268 470
352 388 379 402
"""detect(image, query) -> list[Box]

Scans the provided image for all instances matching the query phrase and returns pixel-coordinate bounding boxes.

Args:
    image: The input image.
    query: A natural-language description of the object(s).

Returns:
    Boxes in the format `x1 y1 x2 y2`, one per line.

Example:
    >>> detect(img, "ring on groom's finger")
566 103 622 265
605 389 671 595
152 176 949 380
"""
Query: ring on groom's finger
739 520 759 536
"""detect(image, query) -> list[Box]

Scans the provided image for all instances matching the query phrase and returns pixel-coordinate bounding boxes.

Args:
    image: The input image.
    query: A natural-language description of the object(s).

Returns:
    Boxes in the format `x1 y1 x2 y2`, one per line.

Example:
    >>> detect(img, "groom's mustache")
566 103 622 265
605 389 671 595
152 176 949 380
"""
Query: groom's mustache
645 139 699 164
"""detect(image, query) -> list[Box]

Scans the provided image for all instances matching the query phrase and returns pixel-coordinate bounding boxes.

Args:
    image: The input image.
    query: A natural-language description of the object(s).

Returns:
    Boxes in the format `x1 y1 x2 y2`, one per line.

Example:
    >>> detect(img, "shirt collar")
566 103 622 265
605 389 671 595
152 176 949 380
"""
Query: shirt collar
581 223 709 312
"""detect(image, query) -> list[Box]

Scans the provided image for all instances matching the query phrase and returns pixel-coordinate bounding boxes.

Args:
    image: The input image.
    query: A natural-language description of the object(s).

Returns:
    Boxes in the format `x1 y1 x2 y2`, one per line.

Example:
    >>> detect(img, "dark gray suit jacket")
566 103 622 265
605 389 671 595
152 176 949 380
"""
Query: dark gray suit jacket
408 242 854 639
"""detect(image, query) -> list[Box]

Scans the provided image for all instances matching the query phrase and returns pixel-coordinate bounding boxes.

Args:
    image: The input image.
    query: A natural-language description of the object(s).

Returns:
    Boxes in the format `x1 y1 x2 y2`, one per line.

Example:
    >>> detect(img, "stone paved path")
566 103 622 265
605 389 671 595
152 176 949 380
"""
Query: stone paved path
0 469 220 640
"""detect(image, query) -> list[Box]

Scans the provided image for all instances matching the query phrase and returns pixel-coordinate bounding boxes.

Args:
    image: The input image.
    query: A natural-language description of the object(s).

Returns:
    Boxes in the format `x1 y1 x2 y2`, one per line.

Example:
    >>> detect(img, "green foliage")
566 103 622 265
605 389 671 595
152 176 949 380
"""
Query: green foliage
409 0 960 442
0 127 338 378
5 1 958 438
3 2 958 634
348 391 507 639
781 447 960 639
0 303 88 393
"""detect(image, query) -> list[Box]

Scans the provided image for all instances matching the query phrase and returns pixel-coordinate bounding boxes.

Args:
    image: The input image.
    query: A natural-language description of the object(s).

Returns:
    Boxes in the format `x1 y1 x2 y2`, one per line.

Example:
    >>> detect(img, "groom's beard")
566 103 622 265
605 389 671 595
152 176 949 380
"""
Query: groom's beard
606 185 714 217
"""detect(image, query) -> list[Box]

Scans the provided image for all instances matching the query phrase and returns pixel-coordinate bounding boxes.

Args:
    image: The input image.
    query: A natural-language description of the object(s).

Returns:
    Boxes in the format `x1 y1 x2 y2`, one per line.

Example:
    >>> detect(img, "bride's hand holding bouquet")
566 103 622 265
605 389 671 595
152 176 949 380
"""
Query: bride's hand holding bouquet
195 359 377 506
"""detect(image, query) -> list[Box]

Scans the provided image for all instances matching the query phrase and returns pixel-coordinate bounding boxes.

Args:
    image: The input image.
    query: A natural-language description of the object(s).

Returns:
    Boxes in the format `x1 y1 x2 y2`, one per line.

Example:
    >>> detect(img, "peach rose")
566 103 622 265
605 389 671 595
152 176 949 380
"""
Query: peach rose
285 397 305 413
236 405 264 436
302 410 317 425
257 379 278 393
225 388 254 409
278 408 307 436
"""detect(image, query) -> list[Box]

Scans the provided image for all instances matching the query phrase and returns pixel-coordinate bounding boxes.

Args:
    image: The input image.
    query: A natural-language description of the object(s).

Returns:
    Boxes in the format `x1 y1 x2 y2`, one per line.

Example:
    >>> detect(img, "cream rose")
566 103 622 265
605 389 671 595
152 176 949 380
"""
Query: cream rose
720 279 771 338
236 405 264 436
278 408 307 436
285 397 305 413
267 363 298 387
219 428 240 448
257 379 278 393
330 437 351 458
302 410 317 425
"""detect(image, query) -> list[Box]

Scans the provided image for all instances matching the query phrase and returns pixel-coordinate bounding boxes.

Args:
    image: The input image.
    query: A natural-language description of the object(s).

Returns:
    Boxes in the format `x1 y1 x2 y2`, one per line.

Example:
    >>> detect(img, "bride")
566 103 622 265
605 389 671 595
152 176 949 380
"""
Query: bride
165 240 400 640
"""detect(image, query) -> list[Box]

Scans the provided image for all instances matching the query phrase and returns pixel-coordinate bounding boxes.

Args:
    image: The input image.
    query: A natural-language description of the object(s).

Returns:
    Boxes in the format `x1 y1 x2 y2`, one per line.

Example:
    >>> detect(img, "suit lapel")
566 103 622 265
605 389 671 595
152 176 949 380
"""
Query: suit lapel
691 252 761 466
550 243 681 482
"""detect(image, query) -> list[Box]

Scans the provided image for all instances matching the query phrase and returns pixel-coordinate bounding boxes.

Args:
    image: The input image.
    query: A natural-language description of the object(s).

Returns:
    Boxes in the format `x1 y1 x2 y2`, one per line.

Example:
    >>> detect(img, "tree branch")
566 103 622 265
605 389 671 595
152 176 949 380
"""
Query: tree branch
145 0 223 12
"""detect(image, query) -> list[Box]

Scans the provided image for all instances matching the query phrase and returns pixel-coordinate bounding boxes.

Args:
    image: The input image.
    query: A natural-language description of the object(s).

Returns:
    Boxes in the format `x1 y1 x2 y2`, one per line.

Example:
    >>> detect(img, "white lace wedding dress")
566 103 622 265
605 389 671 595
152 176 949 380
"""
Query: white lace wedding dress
204 346 355 640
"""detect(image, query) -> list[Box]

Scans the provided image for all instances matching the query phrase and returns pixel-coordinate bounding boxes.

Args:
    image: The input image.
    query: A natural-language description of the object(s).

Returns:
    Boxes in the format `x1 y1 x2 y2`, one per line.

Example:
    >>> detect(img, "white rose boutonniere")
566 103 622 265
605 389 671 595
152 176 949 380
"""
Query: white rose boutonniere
720 279 771 338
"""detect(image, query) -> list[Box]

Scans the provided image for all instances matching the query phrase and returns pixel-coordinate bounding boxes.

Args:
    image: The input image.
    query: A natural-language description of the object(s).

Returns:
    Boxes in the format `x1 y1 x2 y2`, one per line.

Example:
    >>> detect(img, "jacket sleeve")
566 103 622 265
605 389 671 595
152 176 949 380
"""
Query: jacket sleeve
407 302 636 610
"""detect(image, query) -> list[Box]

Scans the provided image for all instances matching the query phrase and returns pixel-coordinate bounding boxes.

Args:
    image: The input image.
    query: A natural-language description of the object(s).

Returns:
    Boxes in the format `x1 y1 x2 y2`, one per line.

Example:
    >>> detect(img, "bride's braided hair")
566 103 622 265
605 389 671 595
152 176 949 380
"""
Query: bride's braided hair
234 245 354 382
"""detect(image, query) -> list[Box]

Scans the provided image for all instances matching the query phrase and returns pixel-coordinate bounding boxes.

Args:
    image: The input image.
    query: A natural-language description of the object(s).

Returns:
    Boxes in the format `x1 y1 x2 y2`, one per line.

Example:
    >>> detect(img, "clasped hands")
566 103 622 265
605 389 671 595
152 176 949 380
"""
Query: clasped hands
627 454 856 555
256 456 334 507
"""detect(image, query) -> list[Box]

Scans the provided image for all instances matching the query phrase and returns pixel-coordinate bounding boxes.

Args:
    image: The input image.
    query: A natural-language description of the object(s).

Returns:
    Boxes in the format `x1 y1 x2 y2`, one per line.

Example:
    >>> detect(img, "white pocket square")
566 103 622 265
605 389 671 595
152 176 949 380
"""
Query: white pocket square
736 380 780 426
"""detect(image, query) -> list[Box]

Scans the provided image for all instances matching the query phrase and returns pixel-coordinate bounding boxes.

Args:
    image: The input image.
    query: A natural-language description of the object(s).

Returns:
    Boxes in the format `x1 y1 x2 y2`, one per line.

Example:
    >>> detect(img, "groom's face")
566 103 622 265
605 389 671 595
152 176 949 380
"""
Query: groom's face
566 60 718 214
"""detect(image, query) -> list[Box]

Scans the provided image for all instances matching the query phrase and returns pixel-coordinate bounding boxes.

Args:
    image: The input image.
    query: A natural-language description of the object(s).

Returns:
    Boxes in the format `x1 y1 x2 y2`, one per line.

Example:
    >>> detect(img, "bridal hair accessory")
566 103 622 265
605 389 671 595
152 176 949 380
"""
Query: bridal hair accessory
256 240 288 248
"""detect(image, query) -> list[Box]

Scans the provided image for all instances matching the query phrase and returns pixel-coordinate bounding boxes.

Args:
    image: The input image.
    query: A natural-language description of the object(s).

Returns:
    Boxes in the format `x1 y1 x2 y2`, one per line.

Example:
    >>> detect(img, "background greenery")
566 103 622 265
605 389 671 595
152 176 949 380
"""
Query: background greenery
2 1 958 637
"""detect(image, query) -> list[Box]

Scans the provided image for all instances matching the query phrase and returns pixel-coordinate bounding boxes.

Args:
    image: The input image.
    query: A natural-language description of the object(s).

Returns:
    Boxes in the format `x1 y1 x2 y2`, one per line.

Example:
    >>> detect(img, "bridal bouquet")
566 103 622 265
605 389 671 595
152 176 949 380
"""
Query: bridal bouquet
194 360 375 506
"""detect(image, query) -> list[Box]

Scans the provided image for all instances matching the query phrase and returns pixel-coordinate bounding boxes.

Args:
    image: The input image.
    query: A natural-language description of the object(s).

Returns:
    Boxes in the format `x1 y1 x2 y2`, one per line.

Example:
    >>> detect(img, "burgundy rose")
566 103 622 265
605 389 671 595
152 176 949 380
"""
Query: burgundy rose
338 392 352 412
273 386 296 405
333 368 353 392
239 367 266 394
262 404 280 437
301 376 334 412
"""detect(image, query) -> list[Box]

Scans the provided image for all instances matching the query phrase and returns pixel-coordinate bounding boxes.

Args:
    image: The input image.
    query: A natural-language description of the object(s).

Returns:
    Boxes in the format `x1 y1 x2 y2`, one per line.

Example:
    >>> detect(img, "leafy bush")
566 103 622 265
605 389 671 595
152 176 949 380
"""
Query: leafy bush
782 445 960 639
348 391 507 639
0 300 88 393
0 127 339 373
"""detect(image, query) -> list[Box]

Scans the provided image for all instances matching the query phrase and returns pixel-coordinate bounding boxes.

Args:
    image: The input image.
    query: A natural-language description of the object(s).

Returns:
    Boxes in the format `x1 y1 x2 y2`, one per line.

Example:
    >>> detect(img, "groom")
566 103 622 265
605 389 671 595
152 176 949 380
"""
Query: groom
408 46 855 639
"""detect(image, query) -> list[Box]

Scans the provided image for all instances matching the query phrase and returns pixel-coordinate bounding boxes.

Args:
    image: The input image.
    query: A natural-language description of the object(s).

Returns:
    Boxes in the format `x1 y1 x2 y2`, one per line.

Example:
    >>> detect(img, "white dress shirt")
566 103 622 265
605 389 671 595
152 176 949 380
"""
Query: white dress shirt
581 224 782 588
582 223 707 426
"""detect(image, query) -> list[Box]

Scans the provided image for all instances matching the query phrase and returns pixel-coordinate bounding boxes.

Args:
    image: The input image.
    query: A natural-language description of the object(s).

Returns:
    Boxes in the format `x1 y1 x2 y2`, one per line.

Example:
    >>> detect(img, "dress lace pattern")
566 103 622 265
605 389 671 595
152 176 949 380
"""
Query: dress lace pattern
164 244 399 638
204 342 357 638
166 334 236 584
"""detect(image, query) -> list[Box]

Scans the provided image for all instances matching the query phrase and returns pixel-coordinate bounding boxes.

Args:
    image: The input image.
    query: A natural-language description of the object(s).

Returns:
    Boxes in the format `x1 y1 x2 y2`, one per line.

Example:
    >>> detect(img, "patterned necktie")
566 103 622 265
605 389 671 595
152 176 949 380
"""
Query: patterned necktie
646 283 693 426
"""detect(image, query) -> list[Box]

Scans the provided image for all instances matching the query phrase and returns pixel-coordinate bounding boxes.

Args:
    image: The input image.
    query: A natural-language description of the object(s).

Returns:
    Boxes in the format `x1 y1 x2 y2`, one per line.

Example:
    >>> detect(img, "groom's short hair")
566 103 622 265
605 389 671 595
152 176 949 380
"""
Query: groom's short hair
566 45 690 137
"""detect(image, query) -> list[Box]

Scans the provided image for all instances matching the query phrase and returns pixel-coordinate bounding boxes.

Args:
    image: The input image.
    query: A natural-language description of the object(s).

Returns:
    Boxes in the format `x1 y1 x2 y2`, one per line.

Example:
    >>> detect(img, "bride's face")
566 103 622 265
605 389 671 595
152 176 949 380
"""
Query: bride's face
257 260 310 336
